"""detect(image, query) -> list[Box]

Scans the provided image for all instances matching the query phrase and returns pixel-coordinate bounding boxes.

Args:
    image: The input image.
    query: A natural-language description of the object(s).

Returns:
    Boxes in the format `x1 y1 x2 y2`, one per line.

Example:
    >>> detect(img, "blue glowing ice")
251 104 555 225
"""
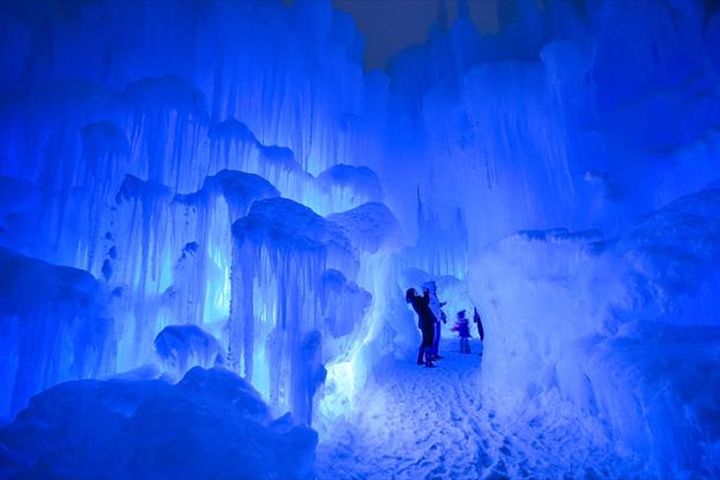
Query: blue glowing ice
0 0 718 477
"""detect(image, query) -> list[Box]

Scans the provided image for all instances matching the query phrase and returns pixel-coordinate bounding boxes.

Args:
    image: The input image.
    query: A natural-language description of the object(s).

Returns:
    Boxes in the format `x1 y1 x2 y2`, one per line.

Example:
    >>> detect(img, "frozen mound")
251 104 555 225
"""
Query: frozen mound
115 174 172 205
315 164 383 199
468 227 648 473
0 247 115 416
207 119 309 199
208 117 257 144
618 187 720 326
233 197 352 255
174 169 280 219
257 144 304 172
327 202 400 253
0 367 317 480
314 165 384 214
598 188 720 475
468 189 720 476
154 325 223 380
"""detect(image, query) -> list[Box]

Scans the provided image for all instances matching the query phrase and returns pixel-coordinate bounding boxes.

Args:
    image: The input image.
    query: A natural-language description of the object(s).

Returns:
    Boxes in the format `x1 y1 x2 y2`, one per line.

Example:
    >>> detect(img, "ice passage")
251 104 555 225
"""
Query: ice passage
0 0 719 478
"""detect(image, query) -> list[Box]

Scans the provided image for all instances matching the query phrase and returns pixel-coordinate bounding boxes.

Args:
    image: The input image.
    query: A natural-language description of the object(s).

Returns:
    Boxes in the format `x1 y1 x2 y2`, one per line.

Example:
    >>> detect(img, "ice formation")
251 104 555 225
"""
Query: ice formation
0 367 317 479
0 0 718 477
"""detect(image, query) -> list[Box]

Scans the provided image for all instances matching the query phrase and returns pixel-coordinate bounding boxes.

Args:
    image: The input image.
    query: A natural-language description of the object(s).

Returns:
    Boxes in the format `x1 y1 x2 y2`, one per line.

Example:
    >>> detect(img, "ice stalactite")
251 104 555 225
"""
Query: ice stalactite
122 76 209 193
0 247 115 416
154 325 223 381
107 169 280 369
207 118 313 202
172 170 280 327
230 197 356 425
78 121 131 275
312 164 383 215
319 202 402 422
399 189 469 279
318 269 372 361
112 175 175 367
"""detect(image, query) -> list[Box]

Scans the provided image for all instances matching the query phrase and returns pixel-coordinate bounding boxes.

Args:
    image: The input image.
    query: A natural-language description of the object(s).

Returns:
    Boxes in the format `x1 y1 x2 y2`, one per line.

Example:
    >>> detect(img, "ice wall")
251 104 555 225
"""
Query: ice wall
373 0 720 259
229 197 358 424
0 247 115 416
467 188 720 475
0 0 719 474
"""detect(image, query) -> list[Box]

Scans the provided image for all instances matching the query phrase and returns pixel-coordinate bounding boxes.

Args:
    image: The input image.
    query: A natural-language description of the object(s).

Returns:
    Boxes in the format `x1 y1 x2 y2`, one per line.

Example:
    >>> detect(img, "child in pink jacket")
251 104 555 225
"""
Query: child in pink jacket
451 310 471 354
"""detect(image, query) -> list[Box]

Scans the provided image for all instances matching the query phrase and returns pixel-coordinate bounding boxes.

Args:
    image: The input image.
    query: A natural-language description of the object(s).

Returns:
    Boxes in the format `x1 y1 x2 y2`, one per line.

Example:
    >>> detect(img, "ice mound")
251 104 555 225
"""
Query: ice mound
233 197 352 255
208 117 257 144
257 144 303 172
0 367 317 479
175 169 280 219
208 119 305 174
618 187 720 327
115 174 172 205
154 324 223 380
327 202 400 253
0 247 115 416
468 188 720 475
314 165 383 214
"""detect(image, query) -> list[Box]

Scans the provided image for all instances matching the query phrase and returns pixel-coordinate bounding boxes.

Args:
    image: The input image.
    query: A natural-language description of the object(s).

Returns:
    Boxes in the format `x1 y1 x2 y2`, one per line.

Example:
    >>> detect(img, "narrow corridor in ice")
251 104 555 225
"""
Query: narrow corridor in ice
317 339 643 480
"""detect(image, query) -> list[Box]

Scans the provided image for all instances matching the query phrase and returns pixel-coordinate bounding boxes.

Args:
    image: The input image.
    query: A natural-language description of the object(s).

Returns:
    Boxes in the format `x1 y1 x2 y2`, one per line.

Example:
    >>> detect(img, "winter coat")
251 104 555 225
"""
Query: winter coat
451 319 471 338
410 291 437 330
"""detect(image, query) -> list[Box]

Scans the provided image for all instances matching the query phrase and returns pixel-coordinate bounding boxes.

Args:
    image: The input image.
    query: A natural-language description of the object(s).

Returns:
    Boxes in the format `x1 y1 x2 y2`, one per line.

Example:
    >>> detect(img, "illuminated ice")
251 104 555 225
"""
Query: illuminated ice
0 0 719 477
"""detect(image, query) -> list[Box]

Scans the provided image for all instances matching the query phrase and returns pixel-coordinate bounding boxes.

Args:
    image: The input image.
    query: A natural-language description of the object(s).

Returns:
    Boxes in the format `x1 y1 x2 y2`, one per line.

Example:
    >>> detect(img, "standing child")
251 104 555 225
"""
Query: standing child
451 310 472 354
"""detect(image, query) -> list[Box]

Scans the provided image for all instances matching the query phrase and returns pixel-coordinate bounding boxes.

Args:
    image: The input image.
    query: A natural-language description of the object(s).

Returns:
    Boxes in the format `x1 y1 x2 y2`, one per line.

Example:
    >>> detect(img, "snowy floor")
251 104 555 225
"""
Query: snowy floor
317 339 643 479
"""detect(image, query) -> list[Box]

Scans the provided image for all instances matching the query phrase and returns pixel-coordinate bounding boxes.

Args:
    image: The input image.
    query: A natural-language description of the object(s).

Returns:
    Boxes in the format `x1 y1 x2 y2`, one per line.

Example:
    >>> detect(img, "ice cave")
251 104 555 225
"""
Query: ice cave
0 0 719 478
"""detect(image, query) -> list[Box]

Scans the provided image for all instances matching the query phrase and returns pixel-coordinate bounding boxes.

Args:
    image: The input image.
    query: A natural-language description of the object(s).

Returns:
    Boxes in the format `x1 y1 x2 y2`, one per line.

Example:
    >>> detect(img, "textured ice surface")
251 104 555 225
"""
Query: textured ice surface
229 198 355 425
154 324 223 380
0 247 115 417
0 367 317 479
0 0 718 477
467 188 720 476
326 201 400 253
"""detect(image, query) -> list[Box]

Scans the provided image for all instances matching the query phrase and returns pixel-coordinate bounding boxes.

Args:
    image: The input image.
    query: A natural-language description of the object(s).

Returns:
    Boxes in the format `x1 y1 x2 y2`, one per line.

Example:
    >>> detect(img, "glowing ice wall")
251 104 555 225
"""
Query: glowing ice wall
0 248 115 415
0 5 719 474
229 197 358 424
374 0 720 259
0 0 386 418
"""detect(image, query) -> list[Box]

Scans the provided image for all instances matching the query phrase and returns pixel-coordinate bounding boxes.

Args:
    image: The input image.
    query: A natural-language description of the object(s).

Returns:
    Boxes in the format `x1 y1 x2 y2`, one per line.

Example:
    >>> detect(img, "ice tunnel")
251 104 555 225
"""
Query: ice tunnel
0 0 719 478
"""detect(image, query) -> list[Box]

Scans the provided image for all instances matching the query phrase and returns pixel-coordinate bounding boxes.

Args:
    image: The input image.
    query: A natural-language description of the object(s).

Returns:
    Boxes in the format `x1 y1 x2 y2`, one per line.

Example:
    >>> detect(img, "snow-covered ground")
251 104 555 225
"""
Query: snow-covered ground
317 340 643 479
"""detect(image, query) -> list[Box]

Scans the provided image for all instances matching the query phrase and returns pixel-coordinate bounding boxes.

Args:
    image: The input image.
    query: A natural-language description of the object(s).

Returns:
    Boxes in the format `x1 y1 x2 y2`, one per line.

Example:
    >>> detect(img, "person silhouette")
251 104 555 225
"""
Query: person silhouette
473 307 484 342
422 281 446 360
451 310 472 353
406 288 436 368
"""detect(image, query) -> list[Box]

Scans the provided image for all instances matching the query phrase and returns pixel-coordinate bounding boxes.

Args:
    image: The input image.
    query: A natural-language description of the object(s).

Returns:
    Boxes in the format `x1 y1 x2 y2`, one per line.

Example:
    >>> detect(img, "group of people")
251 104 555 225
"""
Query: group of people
406 281 484 368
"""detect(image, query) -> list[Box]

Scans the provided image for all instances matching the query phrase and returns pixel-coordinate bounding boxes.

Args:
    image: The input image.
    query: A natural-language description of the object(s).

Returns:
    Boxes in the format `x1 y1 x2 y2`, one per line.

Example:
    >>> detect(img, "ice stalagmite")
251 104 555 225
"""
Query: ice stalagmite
230 197 355 424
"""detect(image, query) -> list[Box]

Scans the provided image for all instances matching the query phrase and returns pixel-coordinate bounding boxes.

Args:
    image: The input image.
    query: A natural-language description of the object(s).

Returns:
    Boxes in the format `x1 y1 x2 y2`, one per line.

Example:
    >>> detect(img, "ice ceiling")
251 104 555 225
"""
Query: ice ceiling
0 0 719 477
